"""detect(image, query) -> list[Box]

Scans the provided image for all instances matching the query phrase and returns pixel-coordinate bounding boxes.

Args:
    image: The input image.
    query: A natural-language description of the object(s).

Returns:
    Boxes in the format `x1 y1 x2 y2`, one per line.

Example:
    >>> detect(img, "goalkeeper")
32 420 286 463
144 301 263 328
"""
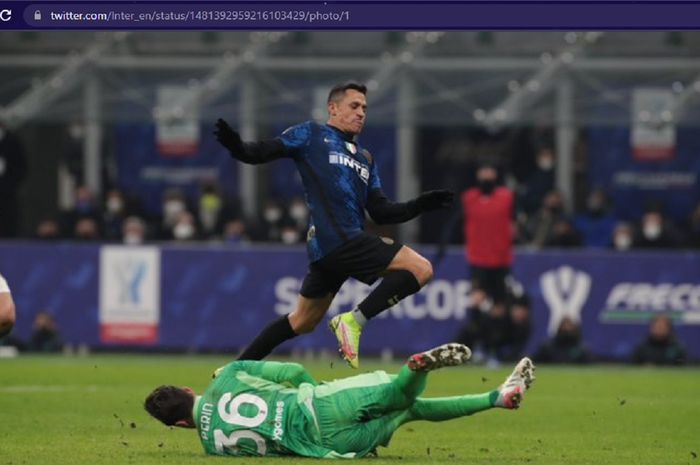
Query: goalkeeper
144 344 535 459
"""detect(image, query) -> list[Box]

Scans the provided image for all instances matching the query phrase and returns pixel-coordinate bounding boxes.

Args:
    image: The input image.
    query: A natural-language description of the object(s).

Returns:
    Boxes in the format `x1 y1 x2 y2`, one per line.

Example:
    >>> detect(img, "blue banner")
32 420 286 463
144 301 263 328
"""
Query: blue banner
1 241 699 360
587 125 700 221
114 123 239 215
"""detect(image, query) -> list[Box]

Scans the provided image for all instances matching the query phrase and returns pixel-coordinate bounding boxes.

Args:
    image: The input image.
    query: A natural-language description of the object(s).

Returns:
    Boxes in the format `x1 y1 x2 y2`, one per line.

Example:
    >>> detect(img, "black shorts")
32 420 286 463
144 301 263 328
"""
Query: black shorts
469 265 511 301
300 233 403 298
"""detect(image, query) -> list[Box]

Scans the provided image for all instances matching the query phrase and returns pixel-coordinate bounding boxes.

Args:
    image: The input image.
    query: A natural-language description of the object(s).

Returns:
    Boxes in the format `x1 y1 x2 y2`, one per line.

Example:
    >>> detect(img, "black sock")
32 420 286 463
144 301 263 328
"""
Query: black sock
237 315 297 360
358 270 422 320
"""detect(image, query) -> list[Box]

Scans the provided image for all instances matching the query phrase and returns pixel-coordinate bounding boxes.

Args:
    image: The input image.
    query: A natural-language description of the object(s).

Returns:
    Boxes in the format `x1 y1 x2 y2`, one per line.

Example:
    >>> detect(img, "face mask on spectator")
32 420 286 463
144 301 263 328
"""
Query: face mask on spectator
164 200 185 219
264 207 282 223
289 204 308 222
477 179 496 195
281 229 300 244
614 234 632 250
173 223 195 240
537 155 554 171
643 223 662 240
124 233 143 245
107 197 124 214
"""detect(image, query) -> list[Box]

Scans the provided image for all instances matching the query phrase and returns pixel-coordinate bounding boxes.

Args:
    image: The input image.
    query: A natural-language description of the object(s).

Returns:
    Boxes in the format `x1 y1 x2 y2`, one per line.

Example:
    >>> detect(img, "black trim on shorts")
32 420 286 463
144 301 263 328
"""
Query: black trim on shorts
299 233 403 298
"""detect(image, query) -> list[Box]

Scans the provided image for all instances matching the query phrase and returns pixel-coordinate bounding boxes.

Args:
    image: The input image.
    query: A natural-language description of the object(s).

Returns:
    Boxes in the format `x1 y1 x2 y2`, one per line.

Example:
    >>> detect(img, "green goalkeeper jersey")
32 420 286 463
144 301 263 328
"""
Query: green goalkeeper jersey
193 360 355 459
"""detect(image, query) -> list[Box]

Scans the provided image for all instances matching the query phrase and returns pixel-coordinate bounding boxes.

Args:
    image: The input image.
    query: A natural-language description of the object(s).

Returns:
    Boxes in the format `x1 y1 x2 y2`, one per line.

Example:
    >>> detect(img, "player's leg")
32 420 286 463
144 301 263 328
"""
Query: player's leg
329 410 410 457
237 267 342 360
408 357 536 422
330 242 430 368
317 345 473 457
237 294 335 360
0 275 15 338
393 343 473 399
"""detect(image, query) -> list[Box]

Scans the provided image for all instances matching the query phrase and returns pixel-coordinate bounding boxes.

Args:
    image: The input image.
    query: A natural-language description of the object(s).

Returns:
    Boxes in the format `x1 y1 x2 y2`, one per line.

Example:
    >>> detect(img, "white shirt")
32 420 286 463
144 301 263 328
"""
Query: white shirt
0 274 10 293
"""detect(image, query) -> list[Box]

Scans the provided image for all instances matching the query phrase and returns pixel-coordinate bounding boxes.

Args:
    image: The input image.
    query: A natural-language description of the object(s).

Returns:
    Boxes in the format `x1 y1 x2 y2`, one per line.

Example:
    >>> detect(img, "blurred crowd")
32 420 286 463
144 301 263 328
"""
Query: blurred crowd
21 178 700 251
511 146 699 250
453 283 688 366
2 302 687 365
0 124 699 249
28 183 311 247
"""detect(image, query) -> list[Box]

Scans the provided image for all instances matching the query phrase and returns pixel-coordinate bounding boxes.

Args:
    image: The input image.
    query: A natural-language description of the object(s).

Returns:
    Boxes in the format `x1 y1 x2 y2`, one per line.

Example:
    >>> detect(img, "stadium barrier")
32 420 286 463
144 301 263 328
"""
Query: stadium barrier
1 241 698 360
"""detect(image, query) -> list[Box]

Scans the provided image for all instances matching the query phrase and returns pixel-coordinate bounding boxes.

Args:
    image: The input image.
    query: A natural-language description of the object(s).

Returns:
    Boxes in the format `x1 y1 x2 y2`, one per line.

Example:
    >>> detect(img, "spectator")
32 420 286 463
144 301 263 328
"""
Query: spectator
122 216 147 245
0 122 27 238
222 219 249 244
171 211 199 242
28 311 63 352
455 282 532 366
280 224 302 244
525 190 569 248
685 201 700 248
521 146 555 214
160 188 188 238
546 218 582 248
503 293 532 362
632 315 686 365
611 221 634 251
534 317 591 364
103 189 129 240
61 185 100 235
634 210 681 249
459 161 515 302
257 199 286 242
574 187 616 248
74 217 101 241
34 218 62 240
287 196 310 239
455 293 511 367
198 181 223 239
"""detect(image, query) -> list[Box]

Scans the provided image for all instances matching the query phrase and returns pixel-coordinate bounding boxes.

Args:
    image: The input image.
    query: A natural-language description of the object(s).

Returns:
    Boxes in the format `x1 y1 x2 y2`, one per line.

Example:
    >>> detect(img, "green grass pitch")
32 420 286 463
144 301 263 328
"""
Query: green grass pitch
1 355 698 464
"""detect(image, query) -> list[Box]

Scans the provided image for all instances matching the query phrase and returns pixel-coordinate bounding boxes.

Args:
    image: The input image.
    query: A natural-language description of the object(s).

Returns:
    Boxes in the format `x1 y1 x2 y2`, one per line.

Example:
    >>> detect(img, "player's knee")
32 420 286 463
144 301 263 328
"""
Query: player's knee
289 310 323 334
414 257 433 286
294 318 320 334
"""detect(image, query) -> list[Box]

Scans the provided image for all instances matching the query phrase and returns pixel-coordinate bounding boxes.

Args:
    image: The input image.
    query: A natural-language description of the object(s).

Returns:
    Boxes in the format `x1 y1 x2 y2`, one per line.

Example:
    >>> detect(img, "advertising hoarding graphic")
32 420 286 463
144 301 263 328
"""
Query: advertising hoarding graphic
540 266 592 336
99 246 161 344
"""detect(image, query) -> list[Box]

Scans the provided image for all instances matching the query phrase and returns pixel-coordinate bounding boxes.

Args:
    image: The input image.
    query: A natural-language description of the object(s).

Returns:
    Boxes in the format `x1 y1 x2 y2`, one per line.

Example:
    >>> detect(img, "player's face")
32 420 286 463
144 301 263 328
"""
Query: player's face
173 386 197 429
328 89 367 135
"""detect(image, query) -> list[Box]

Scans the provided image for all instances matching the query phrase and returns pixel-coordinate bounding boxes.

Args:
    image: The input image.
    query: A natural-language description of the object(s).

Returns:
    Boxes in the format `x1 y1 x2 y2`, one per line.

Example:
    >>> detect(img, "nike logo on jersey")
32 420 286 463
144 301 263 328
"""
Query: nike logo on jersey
329 152 370 183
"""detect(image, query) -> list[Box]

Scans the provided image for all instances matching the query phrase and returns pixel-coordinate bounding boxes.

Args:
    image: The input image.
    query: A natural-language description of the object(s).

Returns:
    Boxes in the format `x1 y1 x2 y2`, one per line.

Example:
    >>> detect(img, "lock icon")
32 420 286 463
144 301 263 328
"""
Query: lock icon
34 10 41 20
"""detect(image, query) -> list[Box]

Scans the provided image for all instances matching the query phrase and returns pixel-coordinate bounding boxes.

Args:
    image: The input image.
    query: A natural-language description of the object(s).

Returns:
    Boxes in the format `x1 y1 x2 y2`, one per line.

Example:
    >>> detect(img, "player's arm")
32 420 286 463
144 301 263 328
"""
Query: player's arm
222 360 318 387
366 188 455 225
214 118 289 164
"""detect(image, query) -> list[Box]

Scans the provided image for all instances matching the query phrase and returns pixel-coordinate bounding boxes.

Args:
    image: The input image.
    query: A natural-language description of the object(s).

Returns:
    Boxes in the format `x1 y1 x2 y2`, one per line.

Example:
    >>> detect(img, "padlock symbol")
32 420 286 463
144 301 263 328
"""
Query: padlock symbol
34 10 41 20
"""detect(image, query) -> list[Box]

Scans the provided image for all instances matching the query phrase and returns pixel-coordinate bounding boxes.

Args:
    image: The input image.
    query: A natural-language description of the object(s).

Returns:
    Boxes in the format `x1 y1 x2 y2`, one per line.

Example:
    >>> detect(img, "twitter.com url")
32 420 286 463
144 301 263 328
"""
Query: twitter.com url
44 8 351 24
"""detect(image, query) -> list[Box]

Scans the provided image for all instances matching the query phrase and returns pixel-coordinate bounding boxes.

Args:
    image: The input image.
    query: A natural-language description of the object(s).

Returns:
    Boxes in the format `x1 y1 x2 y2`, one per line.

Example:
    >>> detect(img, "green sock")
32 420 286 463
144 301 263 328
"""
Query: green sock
393 365 428 400
408 390 498 422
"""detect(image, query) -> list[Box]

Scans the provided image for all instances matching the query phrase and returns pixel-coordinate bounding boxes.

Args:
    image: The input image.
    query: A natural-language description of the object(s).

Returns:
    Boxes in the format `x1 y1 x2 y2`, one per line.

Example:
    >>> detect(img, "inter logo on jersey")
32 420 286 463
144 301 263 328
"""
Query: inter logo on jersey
328 151 370 183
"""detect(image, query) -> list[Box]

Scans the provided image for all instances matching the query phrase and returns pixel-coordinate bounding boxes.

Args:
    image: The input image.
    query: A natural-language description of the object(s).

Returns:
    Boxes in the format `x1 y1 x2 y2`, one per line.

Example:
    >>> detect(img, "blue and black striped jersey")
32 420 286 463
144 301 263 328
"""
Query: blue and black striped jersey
278 121 382 262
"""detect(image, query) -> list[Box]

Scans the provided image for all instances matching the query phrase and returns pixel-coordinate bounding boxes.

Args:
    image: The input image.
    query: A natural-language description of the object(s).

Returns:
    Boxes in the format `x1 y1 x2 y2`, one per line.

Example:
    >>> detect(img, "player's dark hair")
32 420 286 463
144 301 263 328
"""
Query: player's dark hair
327 81 367 104
144 385 194 426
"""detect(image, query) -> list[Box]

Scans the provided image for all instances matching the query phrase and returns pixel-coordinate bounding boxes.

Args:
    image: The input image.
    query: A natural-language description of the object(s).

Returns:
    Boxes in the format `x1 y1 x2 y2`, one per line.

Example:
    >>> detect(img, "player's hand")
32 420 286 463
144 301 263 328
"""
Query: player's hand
416 190 454 211
214 118 243 153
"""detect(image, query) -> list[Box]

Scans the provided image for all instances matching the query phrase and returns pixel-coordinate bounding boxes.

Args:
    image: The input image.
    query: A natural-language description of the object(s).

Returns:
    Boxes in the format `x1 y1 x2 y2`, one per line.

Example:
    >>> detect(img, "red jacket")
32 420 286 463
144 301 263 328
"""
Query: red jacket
461 186 514 267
